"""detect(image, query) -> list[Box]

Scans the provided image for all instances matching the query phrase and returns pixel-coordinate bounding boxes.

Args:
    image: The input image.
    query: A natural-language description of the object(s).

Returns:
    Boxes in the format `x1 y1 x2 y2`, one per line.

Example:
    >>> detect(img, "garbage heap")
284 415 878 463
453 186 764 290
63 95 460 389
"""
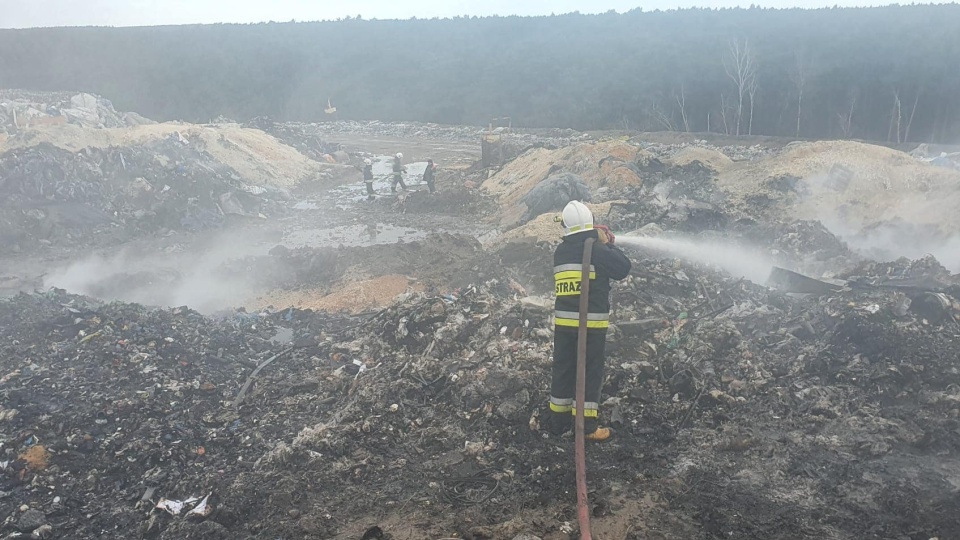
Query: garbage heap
0 90 155 133
0 289 356 539
0 135 288 253
244 120 346 163
3 253 960 538
910 143 960 172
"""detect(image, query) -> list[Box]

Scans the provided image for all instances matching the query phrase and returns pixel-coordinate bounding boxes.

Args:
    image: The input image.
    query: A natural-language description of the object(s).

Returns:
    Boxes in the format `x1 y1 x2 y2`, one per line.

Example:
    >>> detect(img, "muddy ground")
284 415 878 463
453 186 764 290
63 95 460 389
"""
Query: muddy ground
3 124 960 540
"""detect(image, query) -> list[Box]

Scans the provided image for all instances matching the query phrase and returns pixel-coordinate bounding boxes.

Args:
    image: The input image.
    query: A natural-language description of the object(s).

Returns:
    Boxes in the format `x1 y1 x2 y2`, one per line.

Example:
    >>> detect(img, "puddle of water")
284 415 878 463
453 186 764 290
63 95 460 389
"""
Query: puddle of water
313 156 432 205
281 224 428 248
292 156 432 210
371 156 428 178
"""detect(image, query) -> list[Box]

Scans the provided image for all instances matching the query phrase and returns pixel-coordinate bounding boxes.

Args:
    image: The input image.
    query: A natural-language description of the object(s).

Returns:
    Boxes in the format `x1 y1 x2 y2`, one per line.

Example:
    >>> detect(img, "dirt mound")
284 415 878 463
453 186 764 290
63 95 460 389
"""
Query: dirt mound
718 140 960 234
491 201 624 246
665 146 734 172
482 141 650 227
251 275 424 314
389 185 495 216
1 122 325 188
249 233 488 295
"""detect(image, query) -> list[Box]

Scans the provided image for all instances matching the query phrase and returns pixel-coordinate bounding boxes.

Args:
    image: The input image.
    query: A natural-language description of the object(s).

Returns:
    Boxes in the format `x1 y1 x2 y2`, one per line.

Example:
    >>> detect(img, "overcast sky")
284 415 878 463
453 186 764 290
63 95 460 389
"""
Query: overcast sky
0 0 904 28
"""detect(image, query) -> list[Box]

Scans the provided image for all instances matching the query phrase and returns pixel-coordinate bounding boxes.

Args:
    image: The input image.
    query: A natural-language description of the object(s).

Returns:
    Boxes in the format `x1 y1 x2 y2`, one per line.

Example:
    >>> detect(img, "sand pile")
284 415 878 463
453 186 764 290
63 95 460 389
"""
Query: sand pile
666 146 734 172
251 275 423 314
719 140 960 233
489 201 623 246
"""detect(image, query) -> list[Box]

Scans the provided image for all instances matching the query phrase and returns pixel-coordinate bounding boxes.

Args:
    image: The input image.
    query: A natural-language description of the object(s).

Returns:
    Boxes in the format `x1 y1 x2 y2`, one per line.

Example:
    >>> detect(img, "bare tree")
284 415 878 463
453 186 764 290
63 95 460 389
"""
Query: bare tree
649 101 676 131
747 77 759 135
837 88 858 138
790 50 808 137
904 88 921 142
675 83 691 132
888 90 902 143
719 94 732 135
723 38 757 136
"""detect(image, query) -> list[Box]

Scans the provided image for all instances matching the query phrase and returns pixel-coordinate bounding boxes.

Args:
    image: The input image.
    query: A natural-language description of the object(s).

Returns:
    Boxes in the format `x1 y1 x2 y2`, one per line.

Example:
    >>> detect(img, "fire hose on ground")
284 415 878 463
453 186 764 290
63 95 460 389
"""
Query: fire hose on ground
575 237 595 540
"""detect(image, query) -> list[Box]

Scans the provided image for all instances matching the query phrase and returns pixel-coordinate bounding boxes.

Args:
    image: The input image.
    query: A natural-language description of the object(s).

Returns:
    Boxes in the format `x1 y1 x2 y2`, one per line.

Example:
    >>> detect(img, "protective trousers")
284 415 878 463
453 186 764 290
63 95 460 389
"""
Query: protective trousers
391 173 407 191
549 329 605 434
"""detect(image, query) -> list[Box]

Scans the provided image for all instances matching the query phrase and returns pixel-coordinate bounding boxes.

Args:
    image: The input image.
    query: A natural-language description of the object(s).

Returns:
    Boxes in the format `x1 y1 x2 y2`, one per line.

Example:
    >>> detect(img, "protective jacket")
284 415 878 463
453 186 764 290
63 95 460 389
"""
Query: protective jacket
549 227 631 429
553 229 631 332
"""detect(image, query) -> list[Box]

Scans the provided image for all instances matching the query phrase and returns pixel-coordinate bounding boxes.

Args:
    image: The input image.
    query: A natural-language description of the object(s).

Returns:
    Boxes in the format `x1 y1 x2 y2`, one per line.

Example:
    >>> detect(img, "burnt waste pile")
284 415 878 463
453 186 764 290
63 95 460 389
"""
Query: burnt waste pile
0 136 289 255
3 243 960 538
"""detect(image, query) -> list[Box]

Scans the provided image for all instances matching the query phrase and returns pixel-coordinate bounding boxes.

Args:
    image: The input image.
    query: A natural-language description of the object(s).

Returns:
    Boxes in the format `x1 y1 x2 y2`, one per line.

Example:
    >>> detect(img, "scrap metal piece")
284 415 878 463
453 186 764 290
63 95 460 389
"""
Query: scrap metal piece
766 267 843 294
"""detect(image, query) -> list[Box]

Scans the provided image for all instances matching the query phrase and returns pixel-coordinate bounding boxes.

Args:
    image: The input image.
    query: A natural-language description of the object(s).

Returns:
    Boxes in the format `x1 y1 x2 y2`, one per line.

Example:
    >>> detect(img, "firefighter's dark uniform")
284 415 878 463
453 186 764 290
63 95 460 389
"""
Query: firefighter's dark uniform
391 158 407 192
423 160 436 193
550 228 631 434
363 164 375 196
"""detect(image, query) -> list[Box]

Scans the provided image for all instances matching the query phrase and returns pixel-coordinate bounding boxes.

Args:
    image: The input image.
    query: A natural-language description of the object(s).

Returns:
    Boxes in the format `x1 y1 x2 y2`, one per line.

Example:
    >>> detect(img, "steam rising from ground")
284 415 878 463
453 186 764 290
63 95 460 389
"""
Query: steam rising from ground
618 235 775 284
44 230 270 313
821 217 960 271
801 170 960 272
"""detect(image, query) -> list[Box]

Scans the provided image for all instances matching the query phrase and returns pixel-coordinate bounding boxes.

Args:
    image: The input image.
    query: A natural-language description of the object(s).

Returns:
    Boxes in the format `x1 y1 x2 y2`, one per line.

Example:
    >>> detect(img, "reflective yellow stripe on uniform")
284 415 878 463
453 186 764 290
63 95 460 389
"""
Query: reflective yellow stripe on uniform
571 407 599 418
554 310 610 329
573 402 600 417
554 264 596 297
555 319 610 329
566 224 594 233
549 396 573 413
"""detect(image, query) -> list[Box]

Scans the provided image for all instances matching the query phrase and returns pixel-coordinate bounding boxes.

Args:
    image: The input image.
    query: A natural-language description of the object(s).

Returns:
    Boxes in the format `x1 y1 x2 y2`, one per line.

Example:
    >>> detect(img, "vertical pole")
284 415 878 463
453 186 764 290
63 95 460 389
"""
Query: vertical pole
575 237 595 540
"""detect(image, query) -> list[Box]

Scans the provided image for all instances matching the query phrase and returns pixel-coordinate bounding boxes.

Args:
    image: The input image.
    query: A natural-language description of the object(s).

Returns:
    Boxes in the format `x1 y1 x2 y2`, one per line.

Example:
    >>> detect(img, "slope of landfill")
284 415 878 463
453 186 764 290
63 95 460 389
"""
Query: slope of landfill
482 141 648 227
718 140 960 232
0 93 355 256
4 96 960 539
1 123 326 189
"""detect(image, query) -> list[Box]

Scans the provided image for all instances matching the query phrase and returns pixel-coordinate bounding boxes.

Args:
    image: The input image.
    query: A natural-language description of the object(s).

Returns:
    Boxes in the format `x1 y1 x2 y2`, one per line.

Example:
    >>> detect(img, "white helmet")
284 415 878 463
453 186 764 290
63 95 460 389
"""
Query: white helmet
561 200 593 236
396 153 403 159
363 158 372 165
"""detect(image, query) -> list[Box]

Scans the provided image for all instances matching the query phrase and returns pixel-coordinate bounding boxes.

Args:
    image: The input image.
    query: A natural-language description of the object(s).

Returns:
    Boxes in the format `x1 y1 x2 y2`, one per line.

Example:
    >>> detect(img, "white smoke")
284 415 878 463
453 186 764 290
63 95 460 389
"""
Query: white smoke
800 170 960 272
44 229 270 313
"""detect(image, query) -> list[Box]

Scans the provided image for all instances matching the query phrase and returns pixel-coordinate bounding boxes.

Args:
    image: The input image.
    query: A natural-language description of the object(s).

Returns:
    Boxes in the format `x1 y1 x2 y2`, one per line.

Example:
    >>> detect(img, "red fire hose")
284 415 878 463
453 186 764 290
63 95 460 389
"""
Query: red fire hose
575 237 595 540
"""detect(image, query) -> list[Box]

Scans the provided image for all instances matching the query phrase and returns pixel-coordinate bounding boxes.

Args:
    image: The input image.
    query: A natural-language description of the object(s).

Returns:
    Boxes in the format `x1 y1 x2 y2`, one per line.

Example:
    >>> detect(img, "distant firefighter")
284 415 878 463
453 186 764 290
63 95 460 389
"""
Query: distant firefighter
423 159 437 193
391 153 408 193
362 158 374 198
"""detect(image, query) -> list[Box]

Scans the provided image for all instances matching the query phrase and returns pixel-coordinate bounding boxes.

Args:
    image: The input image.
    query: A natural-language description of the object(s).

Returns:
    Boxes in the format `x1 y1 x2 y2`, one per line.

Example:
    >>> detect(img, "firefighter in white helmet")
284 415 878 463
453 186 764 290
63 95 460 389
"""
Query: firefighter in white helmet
391 153 407 193
548 200 631 441
362 158 375 198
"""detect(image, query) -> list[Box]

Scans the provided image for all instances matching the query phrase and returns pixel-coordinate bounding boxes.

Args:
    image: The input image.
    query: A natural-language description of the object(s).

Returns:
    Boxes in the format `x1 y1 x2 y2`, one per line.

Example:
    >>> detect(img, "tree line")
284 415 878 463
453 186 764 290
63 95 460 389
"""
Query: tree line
1 5 959 143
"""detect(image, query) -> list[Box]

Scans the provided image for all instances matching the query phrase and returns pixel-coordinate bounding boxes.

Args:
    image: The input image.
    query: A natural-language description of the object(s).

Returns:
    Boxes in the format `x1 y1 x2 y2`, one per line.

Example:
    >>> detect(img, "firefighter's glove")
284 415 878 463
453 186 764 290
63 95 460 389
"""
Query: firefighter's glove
595 225 615 245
